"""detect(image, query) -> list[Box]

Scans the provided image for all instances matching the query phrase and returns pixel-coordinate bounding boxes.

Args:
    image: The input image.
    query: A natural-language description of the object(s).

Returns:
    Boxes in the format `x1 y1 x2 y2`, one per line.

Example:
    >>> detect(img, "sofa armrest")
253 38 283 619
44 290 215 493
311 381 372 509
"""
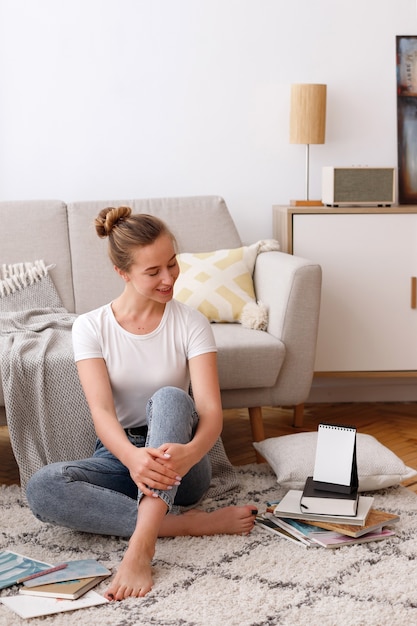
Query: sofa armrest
253 251 322 403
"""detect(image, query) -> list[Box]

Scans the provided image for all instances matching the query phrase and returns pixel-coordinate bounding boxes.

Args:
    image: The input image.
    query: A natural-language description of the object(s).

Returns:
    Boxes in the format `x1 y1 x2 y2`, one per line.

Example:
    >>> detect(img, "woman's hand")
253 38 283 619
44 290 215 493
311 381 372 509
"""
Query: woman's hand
126 445 182 498
156 442 196 479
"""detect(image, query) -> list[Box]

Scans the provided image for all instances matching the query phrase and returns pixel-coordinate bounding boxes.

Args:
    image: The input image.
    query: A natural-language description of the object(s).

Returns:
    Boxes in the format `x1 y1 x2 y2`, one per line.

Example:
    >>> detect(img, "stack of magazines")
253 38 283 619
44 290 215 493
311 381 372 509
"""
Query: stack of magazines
255 491 400 549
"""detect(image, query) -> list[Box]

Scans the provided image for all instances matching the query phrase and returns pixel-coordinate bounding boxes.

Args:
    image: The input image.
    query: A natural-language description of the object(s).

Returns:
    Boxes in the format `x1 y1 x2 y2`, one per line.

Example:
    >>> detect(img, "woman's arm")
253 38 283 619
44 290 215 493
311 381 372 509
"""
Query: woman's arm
76 358 180 495
188 351 223 454
160 351 223 475
76 358 126 452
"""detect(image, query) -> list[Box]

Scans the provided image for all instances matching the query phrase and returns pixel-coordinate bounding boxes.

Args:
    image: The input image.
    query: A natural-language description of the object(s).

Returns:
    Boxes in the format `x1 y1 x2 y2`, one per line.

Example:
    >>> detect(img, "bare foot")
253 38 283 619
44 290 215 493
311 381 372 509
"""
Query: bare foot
104 504 257 600
159 504 258 537
104 538 154 601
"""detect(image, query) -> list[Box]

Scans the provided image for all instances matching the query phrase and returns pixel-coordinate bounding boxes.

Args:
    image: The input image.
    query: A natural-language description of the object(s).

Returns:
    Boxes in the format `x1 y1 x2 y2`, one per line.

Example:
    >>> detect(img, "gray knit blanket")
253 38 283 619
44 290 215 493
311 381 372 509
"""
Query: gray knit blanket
0 262 238 500
0 306 97 490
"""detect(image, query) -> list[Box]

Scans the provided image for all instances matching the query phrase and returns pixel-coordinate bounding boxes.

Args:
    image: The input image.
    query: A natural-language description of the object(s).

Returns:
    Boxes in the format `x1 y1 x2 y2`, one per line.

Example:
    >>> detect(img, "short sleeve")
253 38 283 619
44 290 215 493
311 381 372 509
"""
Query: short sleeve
72 311 104 362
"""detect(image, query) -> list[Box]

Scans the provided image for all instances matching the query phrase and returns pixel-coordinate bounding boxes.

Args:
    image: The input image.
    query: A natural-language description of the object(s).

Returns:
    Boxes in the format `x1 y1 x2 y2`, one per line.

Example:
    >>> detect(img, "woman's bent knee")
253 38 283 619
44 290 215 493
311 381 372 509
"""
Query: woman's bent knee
26 462 69 521
151 386 192 407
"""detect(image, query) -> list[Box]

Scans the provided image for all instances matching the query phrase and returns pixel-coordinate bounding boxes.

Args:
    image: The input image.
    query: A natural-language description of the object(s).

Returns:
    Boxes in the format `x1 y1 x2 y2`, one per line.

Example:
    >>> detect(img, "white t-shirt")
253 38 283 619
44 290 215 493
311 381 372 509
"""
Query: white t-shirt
72 299 217 428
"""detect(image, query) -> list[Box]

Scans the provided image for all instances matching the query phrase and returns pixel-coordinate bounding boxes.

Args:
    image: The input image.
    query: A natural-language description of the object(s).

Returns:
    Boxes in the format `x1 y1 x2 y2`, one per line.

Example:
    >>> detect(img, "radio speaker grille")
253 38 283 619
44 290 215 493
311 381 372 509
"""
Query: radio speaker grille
322 167 395 206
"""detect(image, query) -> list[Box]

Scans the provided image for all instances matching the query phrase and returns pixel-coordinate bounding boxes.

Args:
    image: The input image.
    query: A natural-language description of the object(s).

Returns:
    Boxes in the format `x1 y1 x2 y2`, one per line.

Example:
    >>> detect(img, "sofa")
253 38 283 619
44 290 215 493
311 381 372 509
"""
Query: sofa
0 195 321 483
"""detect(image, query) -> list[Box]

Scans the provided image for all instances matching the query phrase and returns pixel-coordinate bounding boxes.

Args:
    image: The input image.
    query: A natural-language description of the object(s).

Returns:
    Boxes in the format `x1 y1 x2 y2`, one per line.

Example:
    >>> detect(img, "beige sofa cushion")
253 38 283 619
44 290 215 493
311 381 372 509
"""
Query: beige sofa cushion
212 324 283 388
0 200 74 312
0 200 74 407
67 196 242 314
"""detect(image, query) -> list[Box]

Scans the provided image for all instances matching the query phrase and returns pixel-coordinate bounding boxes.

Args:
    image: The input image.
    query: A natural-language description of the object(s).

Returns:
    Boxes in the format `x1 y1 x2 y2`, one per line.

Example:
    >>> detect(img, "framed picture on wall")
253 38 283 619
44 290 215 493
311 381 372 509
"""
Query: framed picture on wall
396 35 417 204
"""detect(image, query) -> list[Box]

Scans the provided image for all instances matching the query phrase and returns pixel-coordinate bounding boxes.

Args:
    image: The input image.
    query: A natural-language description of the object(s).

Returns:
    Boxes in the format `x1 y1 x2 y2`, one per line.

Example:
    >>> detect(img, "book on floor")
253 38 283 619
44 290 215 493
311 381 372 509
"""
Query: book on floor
266 513 328 536
0 590 108 619
22 559 111 588
307 528 396 549
300 476 359 516
19 575 109 600
256 512 396 549
258 514 322 547
300 508 400 538
255 515 312 547
273 489 374 525
0 551 52 590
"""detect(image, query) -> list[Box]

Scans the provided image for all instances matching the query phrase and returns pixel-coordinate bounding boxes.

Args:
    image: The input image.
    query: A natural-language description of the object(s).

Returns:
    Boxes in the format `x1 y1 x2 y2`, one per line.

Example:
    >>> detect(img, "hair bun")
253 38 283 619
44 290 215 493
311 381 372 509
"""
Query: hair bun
95 206 132 238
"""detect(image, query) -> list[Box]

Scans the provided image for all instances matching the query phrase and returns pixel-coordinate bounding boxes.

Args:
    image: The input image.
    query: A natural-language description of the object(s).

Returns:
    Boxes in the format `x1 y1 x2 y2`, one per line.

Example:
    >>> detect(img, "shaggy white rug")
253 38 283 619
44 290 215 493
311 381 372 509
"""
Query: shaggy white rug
1 464 417 626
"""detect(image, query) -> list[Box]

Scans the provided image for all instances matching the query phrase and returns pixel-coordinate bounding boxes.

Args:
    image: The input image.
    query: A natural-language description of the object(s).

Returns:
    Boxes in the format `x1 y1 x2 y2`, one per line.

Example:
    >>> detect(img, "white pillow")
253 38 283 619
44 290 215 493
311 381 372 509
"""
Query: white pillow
253 432 417 492
174 240 279 329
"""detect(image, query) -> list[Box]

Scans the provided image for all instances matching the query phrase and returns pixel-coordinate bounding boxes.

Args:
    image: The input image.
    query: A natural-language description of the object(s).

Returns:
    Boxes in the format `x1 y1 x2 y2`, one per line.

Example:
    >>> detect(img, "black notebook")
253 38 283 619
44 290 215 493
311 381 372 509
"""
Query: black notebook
300 476 359 516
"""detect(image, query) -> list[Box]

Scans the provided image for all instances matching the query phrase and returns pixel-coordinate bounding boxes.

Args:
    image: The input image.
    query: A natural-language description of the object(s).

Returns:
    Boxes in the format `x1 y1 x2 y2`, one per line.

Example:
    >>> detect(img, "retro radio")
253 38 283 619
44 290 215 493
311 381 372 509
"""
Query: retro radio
322 167 395 206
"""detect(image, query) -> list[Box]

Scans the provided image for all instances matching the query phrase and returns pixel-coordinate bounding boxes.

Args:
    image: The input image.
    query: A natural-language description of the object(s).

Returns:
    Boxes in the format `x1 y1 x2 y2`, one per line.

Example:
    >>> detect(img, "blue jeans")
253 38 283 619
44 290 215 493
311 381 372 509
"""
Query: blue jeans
26 387 212 537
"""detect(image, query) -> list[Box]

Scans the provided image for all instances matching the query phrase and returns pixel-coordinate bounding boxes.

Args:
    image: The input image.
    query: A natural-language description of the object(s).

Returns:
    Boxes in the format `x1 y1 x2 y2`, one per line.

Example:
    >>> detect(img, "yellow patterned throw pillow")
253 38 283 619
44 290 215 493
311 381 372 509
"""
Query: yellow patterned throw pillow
174 240 279 329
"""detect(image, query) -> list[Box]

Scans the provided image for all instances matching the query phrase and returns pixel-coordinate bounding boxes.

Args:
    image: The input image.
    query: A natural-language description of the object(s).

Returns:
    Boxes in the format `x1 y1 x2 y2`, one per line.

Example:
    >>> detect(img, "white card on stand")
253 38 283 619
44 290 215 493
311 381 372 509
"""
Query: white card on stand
313 424 356 487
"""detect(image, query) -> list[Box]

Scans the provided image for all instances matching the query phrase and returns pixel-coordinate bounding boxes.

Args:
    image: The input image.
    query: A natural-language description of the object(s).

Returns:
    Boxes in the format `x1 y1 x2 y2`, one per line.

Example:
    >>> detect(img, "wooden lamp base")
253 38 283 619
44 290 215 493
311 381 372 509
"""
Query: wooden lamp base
290 199 324 207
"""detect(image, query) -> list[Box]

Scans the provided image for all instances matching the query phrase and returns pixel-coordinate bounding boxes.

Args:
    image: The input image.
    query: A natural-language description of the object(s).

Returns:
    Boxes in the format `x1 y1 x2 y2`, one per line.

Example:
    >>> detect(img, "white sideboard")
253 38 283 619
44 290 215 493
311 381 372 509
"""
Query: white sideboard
273 206 417 378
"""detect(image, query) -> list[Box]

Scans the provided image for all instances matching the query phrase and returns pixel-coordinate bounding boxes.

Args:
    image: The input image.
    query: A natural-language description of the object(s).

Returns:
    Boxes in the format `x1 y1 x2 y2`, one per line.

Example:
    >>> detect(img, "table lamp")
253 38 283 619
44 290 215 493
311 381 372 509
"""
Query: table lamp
290 83 327 206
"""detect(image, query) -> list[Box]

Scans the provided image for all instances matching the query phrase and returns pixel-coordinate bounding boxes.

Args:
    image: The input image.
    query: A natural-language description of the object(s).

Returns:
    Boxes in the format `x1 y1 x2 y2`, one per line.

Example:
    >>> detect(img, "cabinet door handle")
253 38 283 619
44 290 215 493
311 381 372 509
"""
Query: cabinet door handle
412 276 417 309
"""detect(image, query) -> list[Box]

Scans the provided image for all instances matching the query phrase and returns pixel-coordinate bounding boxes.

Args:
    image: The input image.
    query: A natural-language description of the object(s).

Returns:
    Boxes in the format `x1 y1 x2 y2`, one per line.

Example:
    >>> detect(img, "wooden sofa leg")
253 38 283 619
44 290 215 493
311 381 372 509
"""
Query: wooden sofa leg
248 406 266 463
293 403 304 428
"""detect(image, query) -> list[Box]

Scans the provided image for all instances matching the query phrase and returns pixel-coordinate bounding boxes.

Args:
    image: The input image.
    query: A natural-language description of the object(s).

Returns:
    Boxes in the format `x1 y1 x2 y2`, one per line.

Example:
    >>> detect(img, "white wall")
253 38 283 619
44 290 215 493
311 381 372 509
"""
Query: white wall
0 0 416 243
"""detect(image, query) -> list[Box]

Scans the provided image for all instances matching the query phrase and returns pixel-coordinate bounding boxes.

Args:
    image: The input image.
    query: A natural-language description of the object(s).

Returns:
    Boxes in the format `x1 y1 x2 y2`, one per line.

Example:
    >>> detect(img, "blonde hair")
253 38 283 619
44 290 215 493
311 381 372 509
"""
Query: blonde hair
95 206 176 272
